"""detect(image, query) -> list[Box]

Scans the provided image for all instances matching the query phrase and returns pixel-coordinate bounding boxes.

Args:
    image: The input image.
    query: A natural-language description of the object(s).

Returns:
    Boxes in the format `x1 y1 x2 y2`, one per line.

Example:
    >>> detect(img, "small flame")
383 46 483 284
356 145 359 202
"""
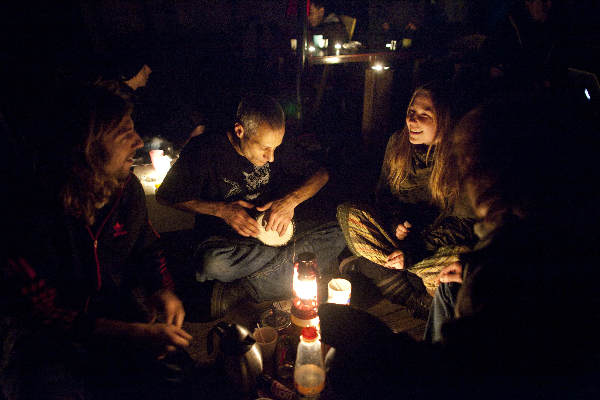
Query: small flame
293 268 318 300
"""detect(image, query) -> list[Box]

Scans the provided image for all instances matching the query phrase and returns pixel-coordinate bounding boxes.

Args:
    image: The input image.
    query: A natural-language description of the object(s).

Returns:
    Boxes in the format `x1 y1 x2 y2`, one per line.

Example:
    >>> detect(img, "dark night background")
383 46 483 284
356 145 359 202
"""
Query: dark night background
1 3 599 398
2 0 600 190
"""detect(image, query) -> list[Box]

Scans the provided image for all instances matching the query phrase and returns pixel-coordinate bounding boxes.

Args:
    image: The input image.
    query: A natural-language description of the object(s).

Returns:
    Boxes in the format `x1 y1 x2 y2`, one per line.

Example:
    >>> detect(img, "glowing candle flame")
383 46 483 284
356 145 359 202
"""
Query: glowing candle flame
291 253 320 327
293 268 318 301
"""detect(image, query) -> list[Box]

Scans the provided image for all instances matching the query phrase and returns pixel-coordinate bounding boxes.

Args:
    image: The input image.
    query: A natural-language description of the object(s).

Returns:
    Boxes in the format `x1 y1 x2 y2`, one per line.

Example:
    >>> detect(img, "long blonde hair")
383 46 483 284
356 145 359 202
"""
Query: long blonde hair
60 86 133 225
384 82 458 210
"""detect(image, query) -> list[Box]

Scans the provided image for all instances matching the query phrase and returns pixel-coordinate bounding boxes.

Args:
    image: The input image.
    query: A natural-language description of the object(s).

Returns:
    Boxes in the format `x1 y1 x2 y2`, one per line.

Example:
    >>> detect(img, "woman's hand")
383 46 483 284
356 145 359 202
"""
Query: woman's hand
256 196 296 237
395 221 412 240
436 262 463 284
385 250 405 269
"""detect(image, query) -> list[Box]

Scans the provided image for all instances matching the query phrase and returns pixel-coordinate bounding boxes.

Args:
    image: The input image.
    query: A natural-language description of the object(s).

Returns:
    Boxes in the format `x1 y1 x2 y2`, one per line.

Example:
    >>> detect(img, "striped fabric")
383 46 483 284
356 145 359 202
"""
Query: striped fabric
338 203 471 296
409 246 469 295
340 205 400 267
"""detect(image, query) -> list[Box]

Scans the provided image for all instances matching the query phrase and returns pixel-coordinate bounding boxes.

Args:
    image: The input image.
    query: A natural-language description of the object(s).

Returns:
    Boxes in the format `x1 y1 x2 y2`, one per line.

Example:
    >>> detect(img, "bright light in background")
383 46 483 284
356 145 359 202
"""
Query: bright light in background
585 88 591 100
308 46 315 52
149 137 163 149
153 155 172 178
140 150 173 191
371 63 390 71
334 43 341 49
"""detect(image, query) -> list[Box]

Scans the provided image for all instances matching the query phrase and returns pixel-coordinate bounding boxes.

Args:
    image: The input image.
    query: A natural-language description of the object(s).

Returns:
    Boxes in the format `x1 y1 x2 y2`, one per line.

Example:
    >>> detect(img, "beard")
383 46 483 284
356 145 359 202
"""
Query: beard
114 165 131 182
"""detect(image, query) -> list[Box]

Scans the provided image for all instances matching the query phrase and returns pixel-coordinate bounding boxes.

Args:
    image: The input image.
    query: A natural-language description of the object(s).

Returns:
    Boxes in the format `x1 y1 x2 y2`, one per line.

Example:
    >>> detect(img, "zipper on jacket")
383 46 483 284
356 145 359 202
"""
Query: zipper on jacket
86 227 102 292
85 175 131 292
93 239 100 291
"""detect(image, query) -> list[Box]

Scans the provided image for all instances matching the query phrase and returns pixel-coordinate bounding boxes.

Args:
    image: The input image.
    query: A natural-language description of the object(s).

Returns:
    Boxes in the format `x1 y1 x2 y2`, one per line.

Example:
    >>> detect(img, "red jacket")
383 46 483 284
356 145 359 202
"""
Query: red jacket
3 173 174 340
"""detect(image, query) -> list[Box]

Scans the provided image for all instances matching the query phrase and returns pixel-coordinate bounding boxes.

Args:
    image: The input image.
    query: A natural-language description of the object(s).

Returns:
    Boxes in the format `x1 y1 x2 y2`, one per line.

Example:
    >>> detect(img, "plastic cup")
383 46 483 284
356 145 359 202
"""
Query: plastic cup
327 278 351 305
253 326 278 370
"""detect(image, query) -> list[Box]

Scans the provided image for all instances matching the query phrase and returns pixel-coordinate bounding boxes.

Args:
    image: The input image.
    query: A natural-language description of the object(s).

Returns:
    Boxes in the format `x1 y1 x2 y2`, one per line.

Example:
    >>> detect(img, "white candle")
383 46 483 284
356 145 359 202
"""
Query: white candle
327 278 351 305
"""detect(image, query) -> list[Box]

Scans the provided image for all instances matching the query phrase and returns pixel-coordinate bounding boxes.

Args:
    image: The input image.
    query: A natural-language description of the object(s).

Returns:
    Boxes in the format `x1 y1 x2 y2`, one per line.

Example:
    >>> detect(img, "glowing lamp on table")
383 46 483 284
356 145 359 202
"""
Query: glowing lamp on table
291 252 320 328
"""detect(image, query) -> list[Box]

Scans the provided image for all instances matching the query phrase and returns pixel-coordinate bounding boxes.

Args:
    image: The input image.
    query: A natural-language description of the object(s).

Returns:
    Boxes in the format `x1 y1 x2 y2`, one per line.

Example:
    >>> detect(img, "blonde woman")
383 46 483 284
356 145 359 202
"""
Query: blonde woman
337 81 476 318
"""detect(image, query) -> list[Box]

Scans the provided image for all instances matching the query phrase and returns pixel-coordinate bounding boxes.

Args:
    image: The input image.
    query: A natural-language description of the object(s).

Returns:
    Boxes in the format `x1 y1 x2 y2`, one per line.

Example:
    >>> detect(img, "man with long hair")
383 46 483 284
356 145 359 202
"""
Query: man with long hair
2 85 194 399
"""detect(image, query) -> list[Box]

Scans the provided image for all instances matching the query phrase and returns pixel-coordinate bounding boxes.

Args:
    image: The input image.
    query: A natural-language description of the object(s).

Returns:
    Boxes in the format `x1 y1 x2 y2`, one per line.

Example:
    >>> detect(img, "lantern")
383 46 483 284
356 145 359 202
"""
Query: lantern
291 252 319 327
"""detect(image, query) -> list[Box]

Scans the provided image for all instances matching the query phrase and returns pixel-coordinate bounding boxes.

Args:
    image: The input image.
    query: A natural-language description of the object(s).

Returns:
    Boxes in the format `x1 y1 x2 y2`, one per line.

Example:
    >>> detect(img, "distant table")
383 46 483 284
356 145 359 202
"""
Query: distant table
308 50 412 65
308 49 417 147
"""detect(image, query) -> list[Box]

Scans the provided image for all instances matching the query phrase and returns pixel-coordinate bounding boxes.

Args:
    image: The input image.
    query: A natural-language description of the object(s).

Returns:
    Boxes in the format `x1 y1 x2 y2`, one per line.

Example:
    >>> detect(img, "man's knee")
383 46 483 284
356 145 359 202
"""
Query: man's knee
200 247 238 282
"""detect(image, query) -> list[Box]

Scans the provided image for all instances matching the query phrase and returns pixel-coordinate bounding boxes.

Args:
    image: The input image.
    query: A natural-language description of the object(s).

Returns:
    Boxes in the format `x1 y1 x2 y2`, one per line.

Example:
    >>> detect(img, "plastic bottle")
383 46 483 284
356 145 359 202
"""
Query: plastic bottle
293 327 325 399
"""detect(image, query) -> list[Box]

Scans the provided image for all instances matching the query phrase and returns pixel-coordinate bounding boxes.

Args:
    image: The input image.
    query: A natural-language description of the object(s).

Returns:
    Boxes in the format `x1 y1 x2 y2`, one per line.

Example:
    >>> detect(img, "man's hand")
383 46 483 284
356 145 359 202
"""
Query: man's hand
133 322 193 357
94 318 192 358
384 250 405 269
151 289 185 328
436 262 463 284
256 196 296 237
220 200 259 237
395 221 412 240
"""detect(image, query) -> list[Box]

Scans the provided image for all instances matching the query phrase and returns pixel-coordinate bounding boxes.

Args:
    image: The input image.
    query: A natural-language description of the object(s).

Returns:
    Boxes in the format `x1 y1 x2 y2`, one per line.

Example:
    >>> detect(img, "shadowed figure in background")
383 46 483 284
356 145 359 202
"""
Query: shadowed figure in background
308 0 349 52
319 90 599 399
480 0 567 90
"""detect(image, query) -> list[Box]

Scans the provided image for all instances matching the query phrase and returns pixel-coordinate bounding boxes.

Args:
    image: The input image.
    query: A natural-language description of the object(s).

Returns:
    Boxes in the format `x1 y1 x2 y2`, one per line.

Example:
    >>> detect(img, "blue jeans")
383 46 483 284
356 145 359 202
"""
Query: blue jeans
423 282 461 343
194 222 346 302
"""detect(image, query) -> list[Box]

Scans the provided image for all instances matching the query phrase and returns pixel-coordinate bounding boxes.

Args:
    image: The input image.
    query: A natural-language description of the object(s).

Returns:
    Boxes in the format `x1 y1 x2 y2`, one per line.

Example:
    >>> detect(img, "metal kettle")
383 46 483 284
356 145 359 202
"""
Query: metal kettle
208 322 263 394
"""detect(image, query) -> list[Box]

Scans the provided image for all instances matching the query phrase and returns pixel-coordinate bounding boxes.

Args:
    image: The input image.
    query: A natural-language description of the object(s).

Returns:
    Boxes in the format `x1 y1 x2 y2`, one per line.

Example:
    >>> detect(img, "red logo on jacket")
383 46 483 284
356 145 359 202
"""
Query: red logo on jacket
113 222 128 237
